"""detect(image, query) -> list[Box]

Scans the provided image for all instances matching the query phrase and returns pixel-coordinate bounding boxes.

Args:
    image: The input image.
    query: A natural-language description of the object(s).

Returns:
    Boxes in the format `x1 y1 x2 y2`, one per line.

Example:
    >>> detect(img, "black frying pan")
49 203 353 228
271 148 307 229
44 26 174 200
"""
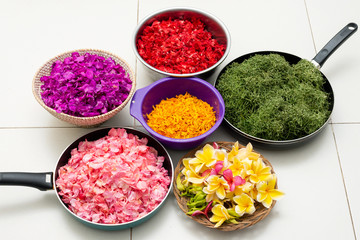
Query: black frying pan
215 23 358 147
0 127 174 230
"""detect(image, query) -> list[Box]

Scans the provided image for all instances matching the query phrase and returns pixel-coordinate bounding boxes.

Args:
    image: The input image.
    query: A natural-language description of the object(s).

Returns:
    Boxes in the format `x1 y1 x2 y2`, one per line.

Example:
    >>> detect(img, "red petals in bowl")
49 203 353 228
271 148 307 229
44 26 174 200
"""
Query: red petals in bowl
136 18 226 74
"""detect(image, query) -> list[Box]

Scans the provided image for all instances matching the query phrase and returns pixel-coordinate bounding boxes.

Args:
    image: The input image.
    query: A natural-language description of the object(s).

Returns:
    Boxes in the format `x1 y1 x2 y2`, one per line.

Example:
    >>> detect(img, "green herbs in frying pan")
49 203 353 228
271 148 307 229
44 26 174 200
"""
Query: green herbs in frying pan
216 54 331 141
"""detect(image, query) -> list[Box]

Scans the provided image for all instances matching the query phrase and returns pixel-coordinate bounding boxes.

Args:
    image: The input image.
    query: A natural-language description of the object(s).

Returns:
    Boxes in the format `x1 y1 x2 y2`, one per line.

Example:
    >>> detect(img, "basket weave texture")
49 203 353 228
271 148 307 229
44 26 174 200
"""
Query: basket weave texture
32 49 136 127
173 141 277 231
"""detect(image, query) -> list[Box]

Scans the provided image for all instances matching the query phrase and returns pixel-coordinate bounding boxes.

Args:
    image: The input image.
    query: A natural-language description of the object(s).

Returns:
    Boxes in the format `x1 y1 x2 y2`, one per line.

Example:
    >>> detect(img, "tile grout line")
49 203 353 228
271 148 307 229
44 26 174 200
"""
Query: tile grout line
130 1 140 239
132 0 140 132
330 123 358 240
0 122 359 130
303 0 318 54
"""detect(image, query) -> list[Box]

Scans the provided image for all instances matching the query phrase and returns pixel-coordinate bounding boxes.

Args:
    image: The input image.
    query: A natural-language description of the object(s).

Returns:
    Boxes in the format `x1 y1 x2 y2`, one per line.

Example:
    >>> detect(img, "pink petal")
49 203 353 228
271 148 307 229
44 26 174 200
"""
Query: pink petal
222 169 233 182
204 201 213 217
191 210 206 217
229 183 235 192
201 169 211 177
214 161 224 174
55 128 170 225
233 176 244 186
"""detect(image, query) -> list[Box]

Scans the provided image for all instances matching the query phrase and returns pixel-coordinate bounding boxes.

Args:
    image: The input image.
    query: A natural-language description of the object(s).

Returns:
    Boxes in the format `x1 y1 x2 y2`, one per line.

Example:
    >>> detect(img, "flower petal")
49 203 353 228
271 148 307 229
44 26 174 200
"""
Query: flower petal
261 196 273 208
222 169 233 182
269 189 285 200
216 186 227 199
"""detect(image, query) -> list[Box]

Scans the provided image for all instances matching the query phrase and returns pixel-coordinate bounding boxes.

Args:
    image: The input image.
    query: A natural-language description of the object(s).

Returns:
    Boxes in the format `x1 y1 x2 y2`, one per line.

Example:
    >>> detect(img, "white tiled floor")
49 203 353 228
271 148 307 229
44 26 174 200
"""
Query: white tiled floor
306 0 360 123
333 124 360 238
0 0 359 239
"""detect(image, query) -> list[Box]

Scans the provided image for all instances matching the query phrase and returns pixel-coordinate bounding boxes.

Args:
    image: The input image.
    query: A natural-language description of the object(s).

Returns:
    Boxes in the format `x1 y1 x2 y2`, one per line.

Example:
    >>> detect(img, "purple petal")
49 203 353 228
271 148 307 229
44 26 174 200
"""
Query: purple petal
75 56 84 62
63 71 75 80
86 69 94 79
40 52 132 117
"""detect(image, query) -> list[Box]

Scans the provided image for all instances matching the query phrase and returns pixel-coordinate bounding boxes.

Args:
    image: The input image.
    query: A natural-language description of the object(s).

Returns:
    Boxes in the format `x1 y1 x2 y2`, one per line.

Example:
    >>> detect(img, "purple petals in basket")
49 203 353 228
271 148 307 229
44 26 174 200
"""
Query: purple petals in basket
40 52 132 117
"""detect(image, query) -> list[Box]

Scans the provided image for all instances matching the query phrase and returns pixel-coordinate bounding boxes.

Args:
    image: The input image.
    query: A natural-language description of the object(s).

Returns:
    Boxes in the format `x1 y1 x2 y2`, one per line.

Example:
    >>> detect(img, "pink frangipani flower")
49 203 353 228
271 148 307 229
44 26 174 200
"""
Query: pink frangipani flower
223 169 245 192
210 161 224 176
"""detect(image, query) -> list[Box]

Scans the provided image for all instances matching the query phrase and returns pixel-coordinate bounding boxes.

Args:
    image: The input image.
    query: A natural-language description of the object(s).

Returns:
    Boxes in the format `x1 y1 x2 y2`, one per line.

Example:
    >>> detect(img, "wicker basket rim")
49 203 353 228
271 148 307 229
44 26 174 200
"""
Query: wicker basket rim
32 48 136 120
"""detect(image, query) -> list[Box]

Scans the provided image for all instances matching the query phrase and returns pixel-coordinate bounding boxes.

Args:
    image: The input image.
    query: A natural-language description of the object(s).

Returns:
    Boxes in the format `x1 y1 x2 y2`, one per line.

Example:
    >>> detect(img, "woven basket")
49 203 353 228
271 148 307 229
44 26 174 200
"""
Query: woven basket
32 49 136 127
173 141 277 231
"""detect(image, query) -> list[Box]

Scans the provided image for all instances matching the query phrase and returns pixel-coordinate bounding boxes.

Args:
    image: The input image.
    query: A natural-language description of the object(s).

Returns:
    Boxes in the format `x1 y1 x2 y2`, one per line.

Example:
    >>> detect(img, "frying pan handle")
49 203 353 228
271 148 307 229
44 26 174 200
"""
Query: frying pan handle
0 172 54 191
312 22 358 68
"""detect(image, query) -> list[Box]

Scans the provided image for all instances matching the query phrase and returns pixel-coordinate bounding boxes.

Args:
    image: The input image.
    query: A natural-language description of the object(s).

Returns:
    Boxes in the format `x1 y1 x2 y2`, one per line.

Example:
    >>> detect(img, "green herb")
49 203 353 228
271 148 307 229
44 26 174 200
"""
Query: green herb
216 54 330 141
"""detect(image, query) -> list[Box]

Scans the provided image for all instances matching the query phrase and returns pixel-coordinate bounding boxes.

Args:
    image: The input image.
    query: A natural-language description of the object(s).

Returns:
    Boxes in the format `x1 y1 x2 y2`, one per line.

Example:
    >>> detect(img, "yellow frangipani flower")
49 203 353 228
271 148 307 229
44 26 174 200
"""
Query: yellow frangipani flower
236 142 260 161
248 187 258 200
181 158 206 185
248 158 272 184
189 144 216 173
186 170 207 185
233 193 256 216
227 141 240 162
182 158 197 173
203 175 229 200
240 158 253 178
209 204 231 228
228 142 261 177
214 149 229 168
256 175 284 208
228 156 248 178
234 181 254 196
204 191 217 203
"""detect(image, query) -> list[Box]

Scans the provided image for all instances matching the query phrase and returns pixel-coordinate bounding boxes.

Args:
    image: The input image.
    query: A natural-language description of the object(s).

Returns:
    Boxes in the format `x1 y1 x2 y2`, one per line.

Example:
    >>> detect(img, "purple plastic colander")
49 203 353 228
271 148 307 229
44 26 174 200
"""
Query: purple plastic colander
130 77 225 150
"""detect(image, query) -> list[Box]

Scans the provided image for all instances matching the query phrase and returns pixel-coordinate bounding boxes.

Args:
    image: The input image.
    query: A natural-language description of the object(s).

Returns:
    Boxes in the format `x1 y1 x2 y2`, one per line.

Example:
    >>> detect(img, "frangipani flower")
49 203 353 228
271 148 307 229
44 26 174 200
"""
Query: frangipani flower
182 158 197 175
233 193 256 216
190 144 216 173
181 158 206 185
256 175 284 208
227 141 240 162
212 161 224 175
248 158 272 184
223 169 245 192
203 175 229 200
209 204 231 228
228 156 249 178
234 181 254 196
214 148 228 164
236 142 260 161
186 171 207 185
200 161 223 177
